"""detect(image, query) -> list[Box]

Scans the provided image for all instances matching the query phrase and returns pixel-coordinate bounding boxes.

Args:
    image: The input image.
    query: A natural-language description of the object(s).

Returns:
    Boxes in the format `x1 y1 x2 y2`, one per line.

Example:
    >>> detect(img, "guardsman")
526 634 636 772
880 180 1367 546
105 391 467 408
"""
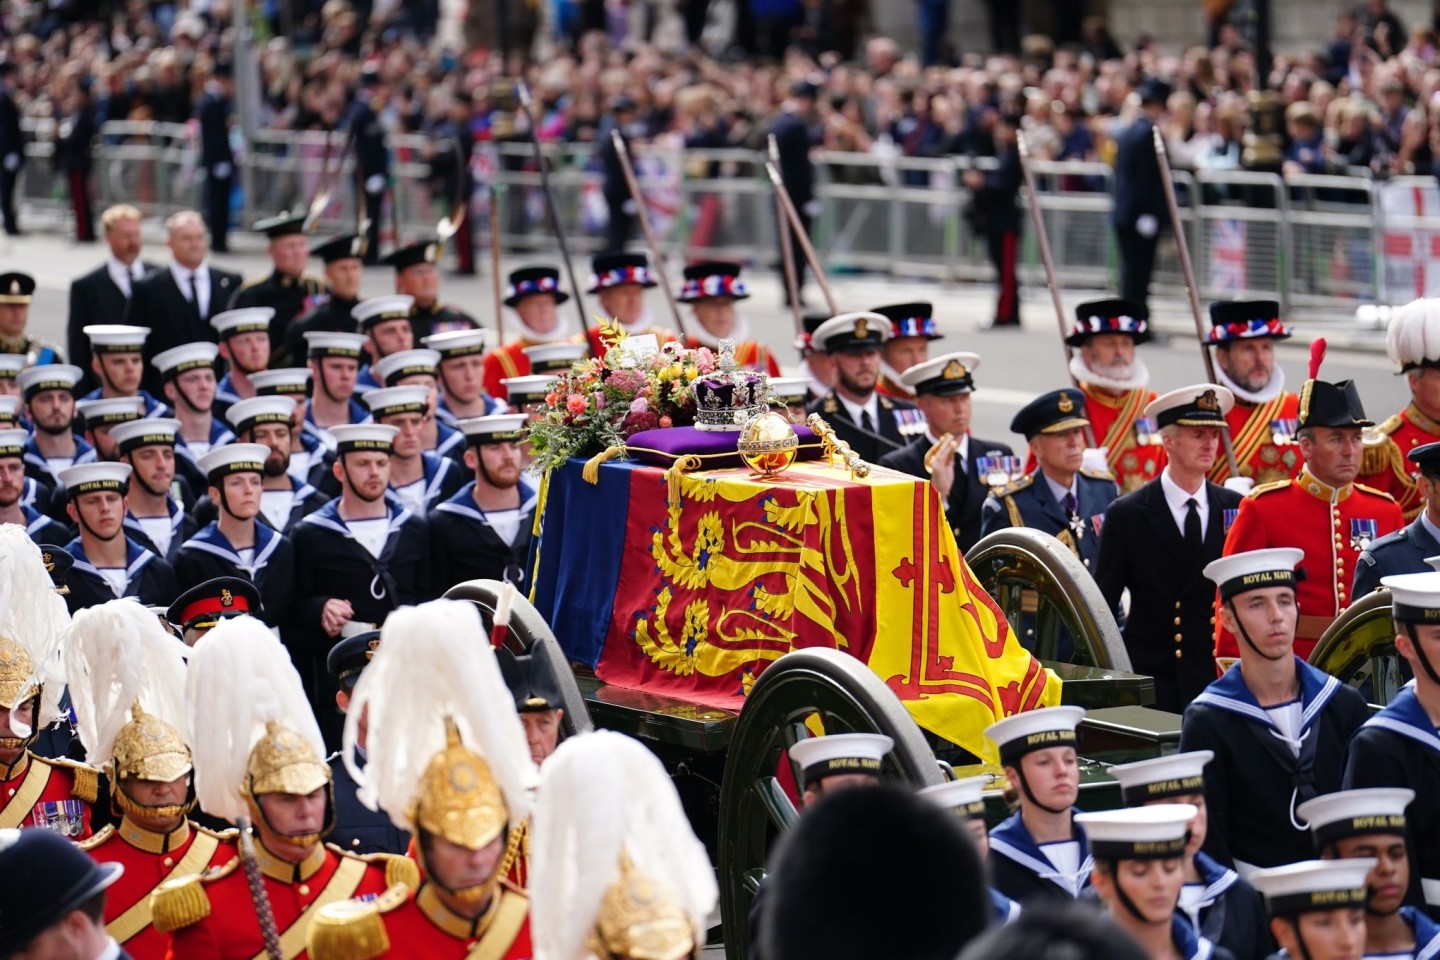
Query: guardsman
371 349 467 463
284 232 368 367
1107 752 1272 960
678 262 780 375
305 600 534 960
60 463 179 608
174 444 295 636
108 419 198 561
1344 571 1440 915
872 301 941 401
0 272 62 367
19 363 93 492
225 396 330 534
429 414 536 596
1360 296 1440 520
797 312 835 402
981 388 1118 571
806 312 919 463
381 238 479 342
0 528 99 838
1250 860 1374 960
67 600 238 959
1075 806 1234 960
324 627 409 856
1095 385 1244 712
1300 788 1440 958
250 368 331 484
984 706 1091 905
917 776 1022 926
1181 548 1369 874
352 295 417 397
1217 343 1404 665
878 352 1015 554
584 252 674 359
424 329 496 424
482 265 585 402
152 342 231 460
211 307 274 417
496 648 565 767
227 211 328 363
530 732 716 960
359 386 464 515
76 396 146 464
81 325 170 419
152 615 411 959
1204 300 1302 489
303 331 370 442
1356 442 1440 596
0 428 70 544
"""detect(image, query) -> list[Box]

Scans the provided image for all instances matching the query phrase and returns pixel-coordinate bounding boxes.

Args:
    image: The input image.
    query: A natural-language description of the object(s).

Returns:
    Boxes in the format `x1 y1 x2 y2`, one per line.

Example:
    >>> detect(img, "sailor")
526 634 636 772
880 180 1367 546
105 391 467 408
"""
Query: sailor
1250 860 1375 960
370 348 467 463
872 301 942 401
796 312 835 402
151 341 232 462
1344 570 1440 916
60 463 179 608
429 414 537 595
19 363 92 493
806 312 919 463
75 396 146 464
283 232 368 367
1360 296 1440 519
80 325 170 419
0 427 70 544
380 238 480 341
1298 787 1440 958
304 600 533 959
249 367 331 484
496 648 566 767
0 353 22 397
1074 805 1235 960
67 600 238 959
226 211 328 362
767 377 811 424
1204 300 1302 488
0 271 62 366
303 331 370 443
917 775 1022 926
984 706 1092 904
152 616 412 959
584 252 674 359
224 395 330 534
423 328 499 424
482 265 585 401
678 262 779 375
352 294 417 397
1355 441 1440 596
1106 751 1272 960
1180 548 1369 874
108 419 198 562
210 306 275 417
359 386 464 514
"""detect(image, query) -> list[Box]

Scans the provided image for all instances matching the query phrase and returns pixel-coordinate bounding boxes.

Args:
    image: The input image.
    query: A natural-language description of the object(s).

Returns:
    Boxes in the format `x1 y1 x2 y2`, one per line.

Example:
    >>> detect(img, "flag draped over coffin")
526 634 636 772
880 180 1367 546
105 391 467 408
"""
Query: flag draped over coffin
532 458 1061 761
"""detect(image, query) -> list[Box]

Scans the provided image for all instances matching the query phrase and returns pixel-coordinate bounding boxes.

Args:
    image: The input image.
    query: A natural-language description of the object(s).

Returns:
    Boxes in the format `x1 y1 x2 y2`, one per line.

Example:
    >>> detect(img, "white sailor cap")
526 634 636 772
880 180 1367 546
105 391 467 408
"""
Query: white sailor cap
110 418 180 454
364 386 430 420
211 307 276 339
787 733 893 789
0 355 23 380
1107 751 1213 806
352 295 415 331
1145 384 1234 428
0 397 17 424
60 461 133 494
250 368 313 397
0 428 27 458
522 342 588 373
18 363 82 400
153 341 219 378
75 396 146 427
1296 788 1414 846
226 396 298 434
423 328 489 359
984 705 1086 766
1380 571 1440 624
1074 805 1197 861
767 377 810 404
1251 860 1377 917
330 423 398 455
304 331 368 360
372 349 440 386
458 414 528 446
500 375 553 406
84 324 150 353
917 774 991 819
1203 548 1305 602
811 313 891 354
198 443 269 482
899 352 982 396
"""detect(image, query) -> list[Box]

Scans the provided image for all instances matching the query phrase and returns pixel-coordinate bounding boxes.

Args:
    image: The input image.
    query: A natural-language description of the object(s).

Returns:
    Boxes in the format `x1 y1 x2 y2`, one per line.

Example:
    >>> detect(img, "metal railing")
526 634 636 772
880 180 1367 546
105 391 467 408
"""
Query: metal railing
17 118 1440 316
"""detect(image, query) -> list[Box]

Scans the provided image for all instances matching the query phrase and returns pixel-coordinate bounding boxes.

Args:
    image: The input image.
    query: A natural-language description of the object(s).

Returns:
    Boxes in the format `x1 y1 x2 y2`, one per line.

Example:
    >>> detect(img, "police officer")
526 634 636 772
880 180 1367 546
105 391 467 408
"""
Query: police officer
0 273 62 367
806 312 919 463
381 239 479 341
1355 441 1440 597
227 212 328 364
284 232 368 367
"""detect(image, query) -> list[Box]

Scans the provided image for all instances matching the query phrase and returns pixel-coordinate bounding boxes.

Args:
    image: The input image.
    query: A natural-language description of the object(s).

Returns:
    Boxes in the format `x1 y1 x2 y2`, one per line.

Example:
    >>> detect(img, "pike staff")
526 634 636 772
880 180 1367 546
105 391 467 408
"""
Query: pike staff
608 129 686 335
516 81 591 334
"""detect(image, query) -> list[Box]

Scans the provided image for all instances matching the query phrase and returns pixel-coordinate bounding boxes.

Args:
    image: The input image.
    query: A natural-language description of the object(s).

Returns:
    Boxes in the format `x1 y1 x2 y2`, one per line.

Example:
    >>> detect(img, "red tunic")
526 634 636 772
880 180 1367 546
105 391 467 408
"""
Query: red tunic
585 325 676 361
1021 385 1165 492
681 338 781 376
0 752 98 839
82 818 238 960
481 336 590 402
1215 472 1404 666
1357 403 1440 521
316 882 532 960
876 372 914 401
161 841 400 960
1207 392 1304 485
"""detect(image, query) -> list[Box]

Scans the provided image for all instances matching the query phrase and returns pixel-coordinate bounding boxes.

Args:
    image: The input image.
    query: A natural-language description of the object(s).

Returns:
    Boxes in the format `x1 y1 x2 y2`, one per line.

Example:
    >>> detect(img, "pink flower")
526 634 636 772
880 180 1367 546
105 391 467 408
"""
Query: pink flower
694 348 717 374
659 415 673 428
629 396 649 414
566 394 587 416
594 391 607 411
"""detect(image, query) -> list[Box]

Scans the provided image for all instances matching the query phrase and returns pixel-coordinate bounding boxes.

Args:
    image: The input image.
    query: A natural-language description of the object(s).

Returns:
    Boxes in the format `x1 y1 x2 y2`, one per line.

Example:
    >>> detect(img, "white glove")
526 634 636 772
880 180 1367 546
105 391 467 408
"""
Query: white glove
211 161 232 179
3 153 20 172
1081 447 1110 475
1223 476 1255 494
803 199 822 217
365 173 386 195
1136 214 1159 238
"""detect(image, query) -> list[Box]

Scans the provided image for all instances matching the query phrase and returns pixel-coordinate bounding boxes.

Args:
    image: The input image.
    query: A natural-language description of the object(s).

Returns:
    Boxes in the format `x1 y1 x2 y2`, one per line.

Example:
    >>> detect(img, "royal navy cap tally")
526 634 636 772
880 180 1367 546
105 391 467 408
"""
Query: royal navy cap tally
84 324 150 353
523 342 588 373
0 428 26 459
381 238 442 271
166 576 261 631
1204 547 1305 602
678 261 748 303
901 352 981 396
1009 388 1090 439
459 414 527 446
500 375 553 406
1067 298 1150 347
331 423 398 455
1108 750 1213 807
253 211 308 238
227 395 297 435
1074 805 1197 860
0 272 36 304
812 312 891 354
1144 384 1234 429
788 733 893 789
327 628 381 685
152 342 219 379
873 302 942 341
75 396 146 427
917 774 991 820
985 706 1085 766
311 233 367 263
1251 860 1377 917
0 397 16 425
352 295 415 331
372 348 440 386
364 385 430 419
110 417 180 454
1208 300 1292 344
250 368 313 396
17 363 81 400
0 355 22 381
199 443 269 483
505 265 571 307
60 462 132 495
305 331 368 360
423 328 489 359
589 251 657 292
1379 571 1440 624
1296 788 1413 846
767 377 810 405
211 307 276 339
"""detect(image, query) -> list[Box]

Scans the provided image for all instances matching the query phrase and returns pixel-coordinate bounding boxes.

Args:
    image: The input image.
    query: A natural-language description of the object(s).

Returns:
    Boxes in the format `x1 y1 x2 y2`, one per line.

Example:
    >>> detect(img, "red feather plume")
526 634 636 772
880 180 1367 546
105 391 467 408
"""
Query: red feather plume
1308 338 1327 380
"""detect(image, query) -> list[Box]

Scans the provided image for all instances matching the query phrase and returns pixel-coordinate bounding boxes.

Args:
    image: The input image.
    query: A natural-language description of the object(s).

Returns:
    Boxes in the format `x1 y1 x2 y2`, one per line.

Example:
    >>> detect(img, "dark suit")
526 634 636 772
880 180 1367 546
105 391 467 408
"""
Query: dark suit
878 433 1015 554
330 753 409 855
0 83 22 235
767 108 818 296
350 95 388 263
196 86 234 250
973 143 1023 326
68 260 158 393
806 391 917 465
1111 115 1167 312
1094 478 1243 712
1354 514 1440 599
125 265 241 396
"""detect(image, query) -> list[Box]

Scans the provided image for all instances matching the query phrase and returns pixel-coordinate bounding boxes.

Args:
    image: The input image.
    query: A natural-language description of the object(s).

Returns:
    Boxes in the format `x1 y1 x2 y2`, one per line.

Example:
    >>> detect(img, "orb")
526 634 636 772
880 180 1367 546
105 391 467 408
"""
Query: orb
738 411 800 478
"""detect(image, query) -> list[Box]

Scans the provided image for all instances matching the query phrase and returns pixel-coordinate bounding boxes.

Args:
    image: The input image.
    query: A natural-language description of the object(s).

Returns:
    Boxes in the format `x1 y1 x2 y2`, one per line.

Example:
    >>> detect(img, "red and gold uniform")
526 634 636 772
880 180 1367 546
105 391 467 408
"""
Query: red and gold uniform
1358 403 1440 520
482 336 588 402
81 818 237 959
0 751 98 838
876 370 912 400
1216 471 1403 664
309 881 531 960
1208 392 1303 485
682 337 780 376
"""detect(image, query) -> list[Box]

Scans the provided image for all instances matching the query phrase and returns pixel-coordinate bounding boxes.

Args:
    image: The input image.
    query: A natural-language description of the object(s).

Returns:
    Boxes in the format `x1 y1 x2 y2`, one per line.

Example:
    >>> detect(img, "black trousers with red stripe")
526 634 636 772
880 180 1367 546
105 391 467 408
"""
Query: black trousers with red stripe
986 225 1020 326
69 168 94 242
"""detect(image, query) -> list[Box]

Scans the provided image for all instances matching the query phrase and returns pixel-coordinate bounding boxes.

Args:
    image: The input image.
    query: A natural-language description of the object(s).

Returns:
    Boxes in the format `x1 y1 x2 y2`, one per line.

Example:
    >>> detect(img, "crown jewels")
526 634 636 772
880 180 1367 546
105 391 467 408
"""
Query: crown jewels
692 340 768 432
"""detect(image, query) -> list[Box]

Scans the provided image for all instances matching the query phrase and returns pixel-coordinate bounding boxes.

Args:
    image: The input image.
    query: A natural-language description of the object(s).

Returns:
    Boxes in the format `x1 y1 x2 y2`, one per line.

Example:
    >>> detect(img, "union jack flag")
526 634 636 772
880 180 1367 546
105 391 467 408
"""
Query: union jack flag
1209 218 1248 293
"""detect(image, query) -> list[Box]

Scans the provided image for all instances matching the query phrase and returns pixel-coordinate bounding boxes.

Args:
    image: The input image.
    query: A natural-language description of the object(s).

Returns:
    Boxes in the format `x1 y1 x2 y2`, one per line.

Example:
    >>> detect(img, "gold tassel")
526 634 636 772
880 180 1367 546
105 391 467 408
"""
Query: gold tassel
582 446 625 484
70 763 99 803
305 900 391 960
665 455 704 504
149 875 211 932
381 853 419 891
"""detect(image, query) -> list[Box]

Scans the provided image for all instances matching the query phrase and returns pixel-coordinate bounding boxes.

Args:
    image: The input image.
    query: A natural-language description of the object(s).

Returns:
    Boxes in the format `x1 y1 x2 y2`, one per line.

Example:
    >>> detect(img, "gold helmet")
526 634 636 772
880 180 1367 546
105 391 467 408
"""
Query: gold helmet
0 636 40 751
589 857 697 960
242 720 335 845
0 529 72 754
111 703 194 819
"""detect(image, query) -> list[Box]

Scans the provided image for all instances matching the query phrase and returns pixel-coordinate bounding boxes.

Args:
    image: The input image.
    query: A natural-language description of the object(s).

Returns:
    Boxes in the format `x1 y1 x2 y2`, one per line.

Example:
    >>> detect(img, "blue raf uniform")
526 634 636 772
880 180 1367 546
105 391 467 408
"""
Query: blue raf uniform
1354 441 1440 598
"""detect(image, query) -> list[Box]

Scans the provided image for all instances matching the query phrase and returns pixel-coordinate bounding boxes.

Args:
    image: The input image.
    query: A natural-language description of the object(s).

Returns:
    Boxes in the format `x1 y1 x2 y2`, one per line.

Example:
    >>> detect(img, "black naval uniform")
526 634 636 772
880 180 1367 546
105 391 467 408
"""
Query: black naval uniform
19 505 71 546
980 468 1117 571
1353 513 1440 598
228 270 328 366
122 499 200 564
1185 852 1273 960
189 476 331 537
806 391 916 465
63 536 179 609
173 522 296 633
285 295 359 371
987 809 1093 904
1179 658 1368 871
879 432 1015 554
428 479 539 596
408 301 479 343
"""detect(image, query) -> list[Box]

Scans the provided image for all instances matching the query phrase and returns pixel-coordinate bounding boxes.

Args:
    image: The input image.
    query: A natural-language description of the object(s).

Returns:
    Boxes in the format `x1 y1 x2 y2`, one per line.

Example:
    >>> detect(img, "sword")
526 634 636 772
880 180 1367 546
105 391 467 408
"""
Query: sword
235 816 283 960
516 81 591 335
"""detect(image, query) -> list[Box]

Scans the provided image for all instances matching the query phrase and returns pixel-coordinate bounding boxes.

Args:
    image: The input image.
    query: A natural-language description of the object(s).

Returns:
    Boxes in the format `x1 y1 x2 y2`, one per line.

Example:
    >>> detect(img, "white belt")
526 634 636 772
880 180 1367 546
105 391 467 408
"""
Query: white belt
1423 877 1440 905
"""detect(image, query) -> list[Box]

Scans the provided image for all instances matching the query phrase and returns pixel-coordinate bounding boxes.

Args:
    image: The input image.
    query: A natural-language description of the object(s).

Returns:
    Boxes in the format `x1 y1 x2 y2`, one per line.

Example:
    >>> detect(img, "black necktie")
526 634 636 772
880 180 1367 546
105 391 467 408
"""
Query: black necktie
860 409 874 434
182 271 202 324
1062 492 1076 516
1184 497 1202 549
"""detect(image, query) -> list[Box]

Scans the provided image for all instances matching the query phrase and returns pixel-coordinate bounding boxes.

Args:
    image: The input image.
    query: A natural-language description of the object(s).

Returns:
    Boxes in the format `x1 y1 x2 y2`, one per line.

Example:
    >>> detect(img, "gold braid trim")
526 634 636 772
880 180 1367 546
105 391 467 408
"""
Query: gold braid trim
494 821 527 883
149 874 212 932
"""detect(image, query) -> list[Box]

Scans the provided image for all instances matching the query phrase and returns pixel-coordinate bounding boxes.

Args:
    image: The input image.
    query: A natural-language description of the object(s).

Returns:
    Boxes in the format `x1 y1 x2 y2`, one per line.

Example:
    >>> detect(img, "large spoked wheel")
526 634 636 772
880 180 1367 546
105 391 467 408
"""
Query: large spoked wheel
1310 590 1409 707
716 648 943 960
965 528 1130 669
442 579 594 736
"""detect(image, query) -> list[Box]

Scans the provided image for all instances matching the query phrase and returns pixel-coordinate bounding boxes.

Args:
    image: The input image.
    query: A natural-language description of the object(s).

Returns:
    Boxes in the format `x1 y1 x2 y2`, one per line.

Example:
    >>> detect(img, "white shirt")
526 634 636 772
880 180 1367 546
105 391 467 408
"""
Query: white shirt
1160 468 1209 540
1265 700 1304 758
837 391 880 432
106 256 145 299
45 455 75 475
391 478 426 516
170 261 211 317
94 937 123 960
136 516 173 557
1043 472 1079 510
260 489 295 530
484 507 523 546
1039 839 1081 877
347 517 389 559
98 567 128 598
1422 511 1440 547
288 449 313 483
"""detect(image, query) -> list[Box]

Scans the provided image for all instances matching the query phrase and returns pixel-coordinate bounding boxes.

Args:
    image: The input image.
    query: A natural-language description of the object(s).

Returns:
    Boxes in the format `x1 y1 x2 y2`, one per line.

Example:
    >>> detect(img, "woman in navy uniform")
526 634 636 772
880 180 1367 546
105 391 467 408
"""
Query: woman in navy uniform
1250 860 1375 960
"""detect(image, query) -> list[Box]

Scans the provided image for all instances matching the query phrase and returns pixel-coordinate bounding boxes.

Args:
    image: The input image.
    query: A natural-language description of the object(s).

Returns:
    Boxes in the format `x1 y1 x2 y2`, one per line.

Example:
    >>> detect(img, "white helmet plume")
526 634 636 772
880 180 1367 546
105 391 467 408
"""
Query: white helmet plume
0 527 72 731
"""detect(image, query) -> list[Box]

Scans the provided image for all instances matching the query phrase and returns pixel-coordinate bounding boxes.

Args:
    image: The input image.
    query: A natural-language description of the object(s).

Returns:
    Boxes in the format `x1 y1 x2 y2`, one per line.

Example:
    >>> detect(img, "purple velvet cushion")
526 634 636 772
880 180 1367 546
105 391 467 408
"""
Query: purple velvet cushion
625 425 821 469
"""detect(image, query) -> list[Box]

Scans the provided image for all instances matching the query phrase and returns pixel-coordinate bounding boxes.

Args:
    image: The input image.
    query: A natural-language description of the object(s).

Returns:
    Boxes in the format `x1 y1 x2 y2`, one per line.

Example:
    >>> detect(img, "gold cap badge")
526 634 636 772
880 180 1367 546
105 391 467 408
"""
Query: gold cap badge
1198 389 1219 411
1058 393 1074 414
220 588 234 607
853 318 868 338
942 359 967 380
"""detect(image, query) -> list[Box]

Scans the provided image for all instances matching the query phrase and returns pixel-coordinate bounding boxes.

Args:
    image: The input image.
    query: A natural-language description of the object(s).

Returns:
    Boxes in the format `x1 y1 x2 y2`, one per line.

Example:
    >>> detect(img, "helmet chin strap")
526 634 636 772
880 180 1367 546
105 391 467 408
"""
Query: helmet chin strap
1287 917 1318 960
340 460 386 504
1109 865 1166 927
1404 623 1440 685
1227 600 1289 662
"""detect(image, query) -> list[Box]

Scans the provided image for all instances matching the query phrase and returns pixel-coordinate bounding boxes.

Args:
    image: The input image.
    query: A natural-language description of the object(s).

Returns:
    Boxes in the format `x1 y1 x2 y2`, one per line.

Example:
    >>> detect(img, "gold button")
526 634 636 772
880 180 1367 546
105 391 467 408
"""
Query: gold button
1209 616 1216 625
163 856 174 868
299 884 310 897
1174 633 1183 642
1174 650 1183 659
1173 617 1182 626
1174 601 1182 610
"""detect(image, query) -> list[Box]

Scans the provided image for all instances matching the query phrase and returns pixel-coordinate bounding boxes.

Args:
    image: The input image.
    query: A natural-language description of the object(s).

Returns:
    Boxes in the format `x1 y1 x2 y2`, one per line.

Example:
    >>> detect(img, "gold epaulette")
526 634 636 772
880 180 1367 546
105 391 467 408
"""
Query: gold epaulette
78 824 115 852
36 756 101 803
1079 467 1114 481
358 850 419 890
878 395 895 410
302 272 327 290
1248 479 1292 498
236 274 267 291
193 823 240 841
1360 426 1403 476
305 883 408 960
994 474 1035 498
150 857 238 933
1355 482 1398 502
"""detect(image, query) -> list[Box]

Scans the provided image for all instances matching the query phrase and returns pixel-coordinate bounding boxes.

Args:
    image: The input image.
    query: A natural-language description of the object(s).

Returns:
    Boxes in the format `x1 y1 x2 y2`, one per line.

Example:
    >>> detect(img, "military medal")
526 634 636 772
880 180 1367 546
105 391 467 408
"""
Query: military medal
1090 514 1106 537
1350 518 1378 551
1223 508 1239 533
1136 416 1162 446
32 800 85 837
1271 418 1297 446
1069 514 1086 541
978 454 1023 487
